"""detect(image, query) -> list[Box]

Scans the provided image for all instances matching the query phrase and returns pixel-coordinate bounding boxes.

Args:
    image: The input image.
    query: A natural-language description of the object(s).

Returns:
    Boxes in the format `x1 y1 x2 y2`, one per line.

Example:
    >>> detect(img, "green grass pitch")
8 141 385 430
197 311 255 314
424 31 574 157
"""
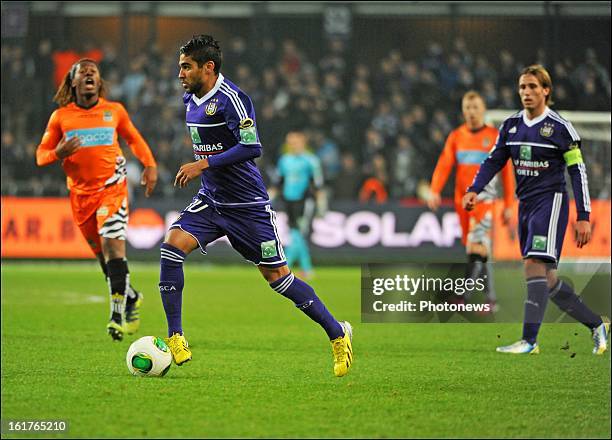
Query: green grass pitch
1 262 610 438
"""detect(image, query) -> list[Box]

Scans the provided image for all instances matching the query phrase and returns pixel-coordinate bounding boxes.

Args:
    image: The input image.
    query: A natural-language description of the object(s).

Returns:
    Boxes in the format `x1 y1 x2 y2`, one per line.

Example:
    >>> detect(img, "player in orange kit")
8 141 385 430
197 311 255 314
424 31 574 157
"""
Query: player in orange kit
36 58 158 341
428 91 515 311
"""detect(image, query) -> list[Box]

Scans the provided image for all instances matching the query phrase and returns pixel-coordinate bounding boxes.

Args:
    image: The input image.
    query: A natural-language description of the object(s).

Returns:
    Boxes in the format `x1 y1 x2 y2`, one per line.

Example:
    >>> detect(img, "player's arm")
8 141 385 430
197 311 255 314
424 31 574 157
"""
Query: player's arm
428 131 456 211
563 137 592 248
117 104 158 197
500 160 516 225
175 91 262 187
36 110 81 166
464 125 511 211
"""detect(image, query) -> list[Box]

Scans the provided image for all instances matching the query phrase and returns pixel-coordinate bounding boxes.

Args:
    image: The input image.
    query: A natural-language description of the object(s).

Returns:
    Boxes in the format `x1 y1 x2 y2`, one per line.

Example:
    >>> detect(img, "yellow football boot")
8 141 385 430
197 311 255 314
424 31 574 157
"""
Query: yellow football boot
125 290 143 335
106 320 125 341
165 333 192 366
331 321 353 377
592 320 610 355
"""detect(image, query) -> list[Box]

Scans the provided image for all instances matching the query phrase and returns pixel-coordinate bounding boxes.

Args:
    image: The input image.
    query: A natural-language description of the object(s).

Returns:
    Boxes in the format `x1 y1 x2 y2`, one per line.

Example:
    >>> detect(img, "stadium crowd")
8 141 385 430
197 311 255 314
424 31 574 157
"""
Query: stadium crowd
2 36 610 201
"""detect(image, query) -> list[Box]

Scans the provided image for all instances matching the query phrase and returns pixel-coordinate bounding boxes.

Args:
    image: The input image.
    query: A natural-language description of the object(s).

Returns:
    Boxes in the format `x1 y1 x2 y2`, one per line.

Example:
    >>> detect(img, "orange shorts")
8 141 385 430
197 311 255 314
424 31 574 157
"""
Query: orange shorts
70 182 129 255
455 201 493 246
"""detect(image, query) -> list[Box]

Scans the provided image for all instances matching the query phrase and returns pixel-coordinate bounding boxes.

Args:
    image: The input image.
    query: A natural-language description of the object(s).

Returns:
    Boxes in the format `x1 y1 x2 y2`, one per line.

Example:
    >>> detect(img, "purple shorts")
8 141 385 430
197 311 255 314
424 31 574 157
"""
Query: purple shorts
518 191 569 265
170 196 287 268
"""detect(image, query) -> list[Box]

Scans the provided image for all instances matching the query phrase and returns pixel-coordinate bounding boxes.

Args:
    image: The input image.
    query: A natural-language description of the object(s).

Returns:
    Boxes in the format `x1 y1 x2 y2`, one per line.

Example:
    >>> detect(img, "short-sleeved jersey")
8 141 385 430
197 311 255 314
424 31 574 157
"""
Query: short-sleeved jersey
36 98 156 195
183 73 269 207
469 107 591 220
277 152 323 201
430 123 514 206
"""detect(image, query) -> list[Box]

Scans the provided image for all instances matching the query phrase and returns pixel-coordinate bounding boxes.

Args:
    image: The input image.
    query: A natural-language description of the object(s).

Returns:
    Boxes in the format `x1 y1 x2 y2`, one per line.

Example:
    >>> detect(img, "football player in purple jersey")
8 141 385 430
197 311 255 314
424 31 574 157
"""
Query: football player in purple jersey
464 65 608 354
158 35 353 376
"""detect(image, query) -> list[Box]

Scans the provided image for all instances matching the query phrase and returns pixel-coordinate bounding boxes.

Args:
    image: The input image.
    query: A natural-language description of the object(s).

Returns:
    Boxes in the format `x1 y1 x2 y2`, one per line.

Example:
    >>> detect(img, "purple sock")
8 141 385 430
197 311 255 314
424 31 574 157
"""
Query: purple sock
550 280 603 330
522 277 549 344
159 243 186 337
270 272 344 340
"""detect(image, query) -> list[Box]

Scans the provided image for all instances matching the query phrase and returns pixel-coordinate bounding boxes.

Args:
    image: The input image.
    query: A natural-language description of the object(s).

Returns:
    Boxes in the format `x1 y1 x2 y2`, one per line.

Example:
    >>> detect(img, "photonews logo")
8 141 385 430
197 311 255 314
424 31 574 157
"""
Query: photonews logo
66 127 114 147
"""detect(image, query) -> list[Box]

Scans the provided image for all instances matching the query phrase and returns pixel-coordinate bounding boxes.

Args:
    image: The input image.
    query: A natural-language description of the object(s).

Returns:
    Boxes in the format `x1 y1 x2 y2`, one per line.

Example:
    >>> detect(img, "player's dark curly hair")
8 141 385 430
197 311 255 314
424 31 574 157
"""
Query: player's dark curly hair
53 58 107 107
180 35 223 74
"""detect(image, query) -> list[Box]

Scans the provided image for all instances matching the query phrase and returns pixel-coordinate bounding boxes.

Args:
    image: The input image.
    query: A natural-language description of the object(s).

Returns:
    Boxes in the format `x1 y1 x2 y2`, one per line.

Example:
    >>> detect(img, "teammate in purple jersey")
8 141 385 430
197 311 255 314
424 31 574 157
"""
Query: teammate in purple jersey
157 35 353 377
464 65 609 355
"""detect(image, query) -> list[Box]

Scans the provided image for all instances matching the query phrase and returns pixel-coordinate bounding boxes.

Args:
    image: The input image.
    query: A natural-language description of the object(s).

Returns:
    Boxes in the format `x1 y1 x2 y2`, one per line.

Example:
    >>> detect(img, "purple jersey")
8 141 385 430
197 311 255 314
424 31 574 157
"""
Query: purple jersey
469 107 591 221
184 73 269 207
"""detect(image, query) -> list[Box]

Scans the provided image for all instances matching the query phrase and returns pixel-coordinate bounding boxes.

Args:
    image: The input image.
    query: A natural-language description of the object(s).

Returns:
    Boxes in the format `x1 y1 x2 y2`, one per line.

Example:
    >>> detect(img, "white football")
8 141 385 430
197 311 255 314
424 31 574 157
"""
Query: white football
126 336 172 377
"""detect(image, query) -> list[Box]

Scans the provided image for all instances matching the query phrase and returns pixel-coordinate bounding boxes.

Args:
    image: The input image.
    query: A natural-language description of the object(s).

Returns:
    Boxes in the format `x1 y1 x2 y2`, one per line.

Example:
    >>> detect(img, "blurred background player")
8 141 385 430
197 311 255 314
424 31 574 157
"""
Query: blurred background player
464 65 609 354
159 35 353 377
428 91 515 311
36 59 158 341
271 130 327 280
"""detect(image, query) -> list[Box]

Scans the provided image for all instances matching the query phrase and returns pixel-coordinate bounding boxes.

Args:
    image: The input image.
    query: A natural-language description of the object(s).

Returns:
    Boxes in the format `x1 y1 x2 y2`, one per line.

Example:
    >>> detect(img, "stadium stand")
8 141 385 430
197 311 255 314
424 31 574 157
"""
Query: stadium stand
1 37 610 200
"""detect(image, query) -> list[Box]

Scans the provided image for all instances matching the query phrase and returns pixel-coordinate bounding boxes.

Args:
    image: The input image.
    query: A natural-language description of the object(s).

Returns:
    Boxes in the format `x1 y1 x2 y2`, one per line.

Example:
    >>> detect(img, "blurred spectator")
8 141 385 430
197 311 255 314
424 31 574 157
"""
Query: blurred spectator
81 39 104 64
319 38 347 75
333 153 362 200
99 42 119 74
422 42 444 77
359 154 389 204
482 80 499 108
498 86 517 109
223 36 248 78
371 101 399 140
310 130 341 183
281 40 302 76
33 39 55 130
474 55 497 85
576 77 610 111
391 135 418 198
498 49 518 86
52 43 80 87
572 48 611 97
362 128 385 161
122 57 147 108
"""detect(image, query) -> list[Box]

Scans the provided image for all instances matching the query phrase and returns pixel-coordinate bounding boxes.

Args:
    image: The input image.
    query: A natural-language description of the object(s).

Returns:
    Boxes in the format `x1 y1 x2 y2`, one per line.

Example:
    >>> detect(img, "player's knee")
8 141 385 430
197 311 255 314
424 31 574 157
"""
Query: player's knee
163 229 198 254
260 264 290 283
467 242 489 258
524 257 549 278
102 238 126 261
546 271 559 290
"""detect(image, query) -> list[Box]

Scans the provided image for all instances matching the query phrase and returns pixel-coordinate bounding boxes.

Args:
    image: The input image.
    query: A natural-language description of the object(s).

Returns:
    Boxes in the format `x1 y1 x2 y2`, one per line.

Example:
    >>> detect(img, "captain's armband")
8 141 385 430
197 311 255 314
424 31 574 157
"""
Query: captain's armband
563 147 583 167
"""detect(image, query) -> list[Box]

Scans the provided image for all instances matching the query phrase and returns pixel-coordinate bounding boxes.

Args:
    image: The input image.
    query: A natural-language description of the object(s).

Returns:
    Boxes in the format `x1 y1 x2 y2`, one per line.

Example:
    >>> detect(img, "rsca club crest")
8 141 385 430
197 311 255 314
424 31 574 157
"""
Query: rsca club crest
540 122 554 137
103 111 113 122
482 138 491 147
205 99 218 116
